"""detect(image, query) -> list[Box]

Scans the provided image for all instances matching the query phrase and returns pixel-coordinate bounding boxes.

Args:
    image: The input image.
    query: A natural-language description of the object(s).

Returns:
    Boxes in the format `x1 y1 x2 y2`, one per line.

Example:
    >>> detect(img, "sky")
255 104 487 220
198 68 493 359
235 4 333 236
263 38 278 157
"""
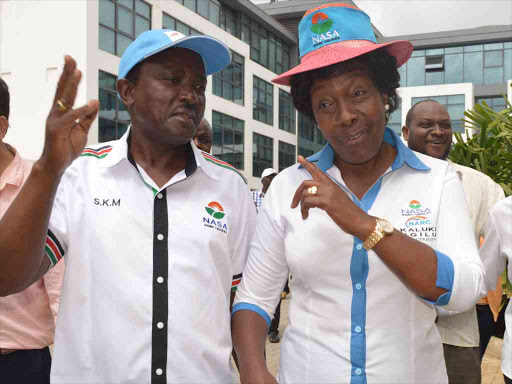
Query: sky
354 0 512 37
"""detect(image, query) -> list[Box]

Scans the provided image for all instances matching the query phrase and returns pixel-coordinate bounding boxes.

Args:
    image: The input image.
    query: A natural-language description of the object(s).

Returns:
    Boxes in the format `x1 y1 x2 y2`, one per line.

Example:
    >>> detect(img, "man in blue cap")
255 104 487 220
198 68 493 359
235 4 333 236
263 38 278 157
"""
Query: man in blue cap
0 30 256 384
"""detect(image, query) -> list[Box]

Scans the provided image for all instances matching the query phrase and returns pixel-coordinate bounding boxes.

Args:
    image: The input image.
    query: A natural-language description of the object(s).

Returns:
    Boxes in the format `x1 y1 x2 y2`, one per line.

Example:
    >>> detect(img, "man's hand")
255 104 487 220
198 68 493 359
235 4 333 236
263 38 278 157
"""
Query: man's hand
240 369 278 384
39 55 99 176
291 156 370 236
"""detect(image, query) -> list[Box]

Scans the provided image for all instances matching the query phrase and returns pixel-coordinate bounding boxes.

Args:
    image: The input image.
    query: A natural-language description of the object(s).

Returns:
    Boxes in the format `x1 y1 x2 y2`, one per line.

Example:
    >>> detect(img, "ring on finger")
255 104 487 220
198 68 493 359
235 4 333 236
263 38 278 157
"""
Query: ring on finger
307 186 318 196
56 100 69 112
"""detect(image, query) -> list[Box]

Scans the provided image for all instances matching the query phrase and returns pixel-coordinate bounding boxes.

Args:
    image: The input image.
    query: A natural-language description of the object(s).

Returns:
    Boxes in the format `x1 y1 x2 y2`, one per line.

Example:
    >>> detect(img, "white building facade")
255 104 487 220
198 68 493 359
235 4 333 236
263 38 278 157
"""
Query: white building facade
1 0 511 189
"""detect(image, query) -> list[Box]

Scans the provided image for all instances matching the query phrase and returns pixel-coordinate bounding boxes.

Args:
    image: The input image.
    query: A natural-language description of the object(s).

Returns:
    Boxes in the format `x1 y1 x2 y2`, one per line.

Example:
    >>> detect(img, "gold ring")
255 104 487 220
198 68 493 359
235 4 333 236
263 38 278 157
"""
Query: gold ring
307 186 318 196
56 100 68 112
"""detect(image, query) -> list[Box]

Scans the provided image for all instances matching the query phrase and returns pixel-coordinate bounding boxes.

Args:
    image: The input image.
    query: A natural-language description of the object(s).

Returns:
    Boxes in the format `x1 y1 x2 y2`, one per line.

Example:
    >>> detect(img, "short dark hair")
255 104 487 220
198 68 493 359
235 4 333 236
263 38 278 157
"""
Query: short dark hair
290 48 401 124
405 99 441 127
0 77 10 120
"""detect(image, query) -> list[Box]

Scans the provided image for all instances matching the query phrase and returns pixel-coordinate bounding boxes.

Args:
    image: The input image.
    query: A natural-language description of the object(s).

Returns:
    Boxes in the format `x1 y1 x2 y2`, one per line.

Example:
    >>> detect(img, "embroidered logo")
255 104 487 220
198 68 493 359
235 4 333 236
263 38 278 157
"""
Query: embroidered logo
205 201 225 219
203 201 228 234
310 12 340 47
399 200 436 242
310 12 333 34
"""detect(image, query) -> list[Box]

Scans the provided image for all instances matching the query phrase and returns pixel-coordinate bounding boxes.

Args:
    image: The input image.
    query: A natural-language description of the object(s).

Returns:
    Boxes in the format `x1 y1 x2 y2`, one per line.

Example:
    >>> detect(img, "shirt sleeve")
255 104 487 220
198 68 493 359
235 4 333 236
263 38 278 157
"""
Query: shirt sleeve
42 258 65 322
434 165 485 312
229 180 258 293
45 173 69 270
480 205 507 292
232 179 290 326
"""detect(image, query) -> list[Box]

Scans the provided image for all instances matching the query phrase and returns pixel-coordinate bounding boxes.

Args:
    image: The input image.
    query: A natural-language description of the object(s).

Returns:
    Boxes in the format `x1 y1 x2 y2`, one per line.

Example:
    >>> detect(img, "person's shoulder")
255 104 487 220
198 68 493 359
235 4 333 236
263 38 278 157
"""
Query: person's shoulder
450 162 502 189
198 151 248 185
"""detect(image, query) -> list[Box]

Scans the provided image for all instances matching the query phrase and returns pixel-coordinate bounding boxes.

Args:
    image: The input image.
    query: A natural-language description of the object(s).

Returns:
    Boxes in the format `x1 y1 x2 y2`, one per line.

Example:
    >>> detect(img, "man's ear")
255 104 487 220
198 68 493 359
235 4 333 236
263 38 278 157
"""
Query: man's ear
0 116 8 141
402 125 410 141
117 79 135 110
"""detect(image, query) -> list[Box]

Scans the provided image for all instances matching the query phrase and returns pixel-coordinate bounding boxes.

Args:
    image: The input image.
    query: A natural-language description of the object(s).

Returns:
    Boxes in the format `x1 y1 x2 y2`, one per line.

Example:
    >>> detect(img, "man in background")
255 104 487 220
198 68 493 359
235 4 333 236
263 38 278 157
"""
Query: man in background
193 118 213 153
0 77 64 384
403 100 505 384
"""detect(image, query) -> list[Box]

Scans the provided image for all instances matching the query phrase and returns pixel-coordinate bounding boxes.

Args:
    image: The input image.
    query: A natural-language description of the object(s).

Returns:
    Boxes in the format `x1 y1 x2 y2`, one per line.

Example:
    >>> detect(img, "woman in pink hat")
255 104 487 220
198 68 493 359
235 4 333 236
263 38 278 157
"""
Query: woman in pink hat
232 3 485 383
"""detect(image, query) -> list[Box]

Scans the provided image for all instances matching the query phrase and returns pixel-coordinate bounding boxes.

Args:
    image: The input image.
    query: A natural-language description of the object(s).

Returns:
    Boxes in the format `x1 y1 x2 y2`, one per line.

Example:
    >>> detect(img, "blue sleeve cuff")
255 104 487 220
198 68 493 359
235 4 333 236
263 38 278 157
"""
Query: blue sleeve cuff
423 250 455 306
231 302 271 328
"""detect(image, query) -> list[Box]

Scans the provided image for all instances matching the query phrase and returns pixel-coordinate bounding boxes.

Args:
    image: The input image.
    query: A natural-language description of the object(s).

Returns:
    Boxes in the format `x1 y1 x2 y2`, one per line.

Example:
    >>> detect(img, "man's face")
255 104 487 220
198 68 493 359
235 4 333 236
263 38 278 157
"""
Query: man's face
403 102 453 160
128 48 207 146
262 173 276 191
193 120 213 153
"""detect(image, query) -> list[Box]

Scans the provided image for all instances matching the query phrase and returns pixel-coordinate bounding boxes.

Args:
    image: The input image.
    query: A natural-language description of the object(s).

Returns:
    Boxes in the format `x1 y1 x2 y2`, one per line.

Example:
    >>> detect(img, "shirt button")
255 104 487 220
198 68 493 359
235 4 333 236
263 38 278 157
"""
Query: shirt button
157 234 164 241
157 322 164 329
356 244 363 250
355 326 362 333
157 193 163 199
157 277 164 284
355 283 362 290
355 368 362 375
156 368 163 376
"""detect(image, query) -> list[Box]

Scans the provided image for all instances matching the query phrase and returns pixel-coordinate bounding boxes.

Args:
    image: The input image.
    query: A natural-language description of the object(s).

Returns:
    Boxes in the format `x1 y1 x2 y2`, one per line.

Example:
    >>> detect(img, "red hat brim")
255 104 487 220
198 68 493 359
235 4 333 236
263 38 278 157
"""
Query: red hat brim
272 40 413 86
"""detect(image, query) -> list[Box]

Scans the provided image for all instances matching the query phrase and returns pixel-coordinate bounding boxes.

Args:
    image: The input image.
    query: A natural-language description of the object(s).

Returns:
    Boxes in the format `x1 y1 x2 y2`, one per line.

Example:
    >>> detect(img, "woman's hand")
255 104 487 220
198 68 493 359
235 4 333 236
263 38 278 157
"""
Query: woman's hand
291 156 373 238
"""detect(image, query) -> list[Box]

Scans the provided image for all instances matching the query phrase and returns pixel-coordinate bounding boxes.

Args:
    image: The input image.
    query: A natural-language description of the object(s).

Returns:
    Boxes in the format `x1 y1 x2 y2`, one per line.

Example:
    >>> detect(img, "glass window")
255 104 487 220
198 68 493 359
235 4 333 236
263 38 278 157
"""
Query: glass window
445 46 463 54
504 49 512 80
211 111 245 170
99 0 151 57
253 133 273 177
464 52 483 85
98 71 131 142
279 89 295 134
197 0 209 19
183 0 195 12
398 62 407 86
476 96 506 113
162 13 175 30
407 57 425 86
99 0 115 28
444 53 463 83
464 45 483 52
298 112 315 142
485 50 503 67
426 48 444 56
213 50 244 105
484 43 504 51
387 99 402 136
253 76 273 126
411 50 425 57
279 141 296 172
484 67 504 85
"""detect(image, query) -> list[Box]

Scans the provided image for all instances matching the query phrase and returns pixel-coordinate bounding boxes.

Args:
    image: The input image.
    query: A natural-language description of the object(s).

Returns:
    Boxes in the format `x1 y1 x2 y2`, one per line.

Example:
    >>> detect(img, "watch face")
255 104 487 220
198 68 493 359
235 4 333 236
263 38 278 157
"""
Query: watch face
377 219 394 234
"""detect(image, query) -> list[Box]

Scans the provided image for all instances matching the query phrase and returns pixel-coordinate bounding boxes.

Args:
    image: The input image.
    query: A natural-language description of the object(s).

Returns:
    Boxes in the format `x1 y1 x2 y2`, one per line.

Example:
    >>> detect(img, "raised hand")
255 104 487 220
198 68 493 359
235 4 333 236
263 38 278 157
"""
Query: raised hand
290 156 370 236
39 56 99 175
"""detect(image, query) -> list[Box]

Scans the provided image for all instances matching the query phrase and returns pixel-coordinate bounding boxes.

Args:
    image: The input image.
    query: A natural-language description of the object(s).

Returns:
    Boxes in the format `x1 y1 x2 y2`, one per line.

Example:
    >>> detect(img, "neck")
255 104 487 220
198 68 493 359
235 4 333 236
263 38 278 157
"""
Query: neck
0 142 15 177
129 129 189 188
334 142 396 200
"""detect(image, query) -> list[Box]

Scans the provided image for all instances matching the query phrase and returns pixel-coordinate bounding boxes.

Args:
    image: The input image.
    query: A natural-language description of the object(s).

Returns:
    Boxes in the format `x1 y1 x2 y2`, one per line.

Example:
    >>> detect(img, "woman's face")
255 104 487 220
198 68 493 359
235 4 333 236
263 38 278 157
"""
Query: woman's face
310 65 388 166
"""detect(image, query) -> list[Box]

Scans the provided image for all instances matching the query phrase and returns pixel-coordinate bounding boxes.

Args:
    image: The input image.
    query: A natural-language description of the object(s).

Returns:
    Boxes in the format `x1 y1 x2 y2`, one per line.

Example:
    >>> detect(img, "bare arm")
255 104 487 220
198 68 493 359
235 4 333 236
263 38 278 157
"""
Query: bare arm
0 56 99 296
232 310 276 384
292 156 445 302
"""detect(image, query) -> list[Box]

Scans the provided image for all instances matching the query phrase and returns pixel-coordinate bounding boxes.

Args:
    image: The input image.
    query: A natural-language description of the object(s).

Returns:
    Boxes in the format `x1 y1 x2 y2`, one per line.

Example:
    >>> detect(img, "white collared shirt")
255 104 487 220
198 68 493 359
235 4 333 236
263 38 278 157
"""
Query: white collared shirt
233 128 484 384
480 196 512 378
436 163 505 347
45 129 257 383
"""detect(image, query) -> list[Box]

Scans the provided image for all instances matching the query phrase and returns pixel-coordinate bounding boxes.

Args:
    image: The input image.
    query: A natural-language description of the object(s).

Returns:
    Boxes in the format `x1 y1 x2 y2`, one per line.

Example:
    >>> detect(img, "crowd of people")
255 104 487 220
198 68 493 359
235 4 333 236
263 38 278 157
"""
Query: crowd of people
0 2 510 384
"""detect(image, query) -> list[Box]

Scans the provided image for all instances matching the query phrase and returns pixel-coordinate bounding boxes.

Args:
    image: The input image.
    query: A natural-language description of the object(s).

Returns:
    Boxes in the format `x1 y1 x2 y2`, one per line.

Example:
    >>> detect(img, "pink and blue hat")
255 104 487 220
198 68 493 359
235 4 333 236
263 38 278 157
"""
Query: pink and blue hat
272 3 413 86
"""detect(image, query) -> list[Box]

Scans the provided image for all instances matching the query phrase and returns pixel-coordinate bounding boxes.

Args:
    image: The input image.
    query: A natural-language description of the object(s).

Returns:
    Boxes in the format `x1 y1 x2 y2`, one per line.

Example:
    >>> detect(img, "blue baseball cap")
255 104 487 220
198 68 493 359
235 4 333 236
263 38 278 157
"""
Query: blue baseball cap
118 29 231 79
273 3 412 86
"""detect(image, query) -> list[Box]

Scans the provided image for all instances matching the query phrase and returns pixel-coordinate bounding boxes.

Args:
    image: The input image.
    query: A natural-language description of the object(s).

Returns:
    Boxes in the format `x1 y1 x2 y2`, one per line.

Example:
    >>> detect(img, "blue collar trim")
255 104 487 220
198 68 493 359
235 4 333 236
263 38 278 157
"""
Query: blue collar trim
299 127 430 172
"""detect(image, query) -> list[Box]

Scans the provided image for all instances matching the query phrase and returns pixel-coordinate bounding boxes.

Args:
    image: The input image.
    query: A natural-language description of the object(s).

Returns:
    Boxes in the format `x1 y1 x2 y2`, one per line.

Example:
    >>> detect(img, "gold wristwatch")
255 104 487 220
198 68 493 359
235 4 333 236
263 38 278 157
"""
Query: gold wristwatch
362 218 394 250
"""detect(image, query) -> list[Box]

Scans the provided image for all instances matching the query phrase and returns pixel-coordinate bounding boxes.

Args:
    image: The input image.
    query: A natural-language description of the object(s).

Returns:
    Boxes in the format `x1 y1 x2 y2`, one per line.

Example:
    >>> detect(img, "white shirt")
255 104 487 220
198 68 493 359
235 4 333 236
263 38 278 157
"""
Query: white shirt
46 129 257 383
233 128 484 384
436 162 505 347
480 196 512 378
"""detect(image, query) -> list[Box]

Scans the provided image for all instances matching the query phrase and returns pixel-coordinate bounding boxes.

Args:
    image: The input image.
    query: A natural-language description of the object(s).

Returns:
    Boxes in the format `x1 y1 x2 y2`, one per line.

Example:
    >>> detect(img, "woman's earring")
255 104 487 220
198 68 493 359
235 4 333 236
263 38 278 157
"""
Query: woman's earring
385 104 390 111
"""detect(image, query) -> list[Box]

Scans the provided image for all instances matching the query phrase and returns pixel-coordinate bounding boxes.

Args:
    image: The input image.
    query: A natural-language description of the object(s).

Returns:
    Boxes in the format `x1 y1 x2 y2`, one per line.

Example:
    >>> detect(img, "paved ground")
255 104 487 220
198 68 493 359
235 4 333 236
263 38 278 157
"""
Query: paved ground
261 295 506 383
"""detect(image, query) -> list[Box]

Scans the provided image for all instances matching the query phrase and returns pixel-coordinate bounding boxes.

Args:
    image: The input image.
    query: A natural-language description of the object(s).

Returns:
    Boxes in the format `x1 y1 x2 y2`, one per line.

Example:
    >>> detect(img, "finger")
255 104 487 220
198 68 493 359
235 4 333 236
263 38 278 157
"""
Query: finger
300 196 323 220
54 100 99 130
297 156 329 182
291 180 319 208
53 56 77 105
76 100 100 133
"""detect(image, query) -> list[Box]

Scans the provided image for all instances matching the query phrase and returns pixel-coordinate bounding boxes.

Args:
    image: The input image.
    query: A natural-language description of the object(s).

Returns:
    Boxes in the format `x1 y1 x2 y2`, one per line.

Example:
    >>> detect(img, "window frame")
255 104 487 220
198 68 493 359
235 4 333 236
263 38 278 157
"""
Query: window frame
253 76 274 126
278 89 296 134
252 132 274 178
211 110 245 170
98 70 131 142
